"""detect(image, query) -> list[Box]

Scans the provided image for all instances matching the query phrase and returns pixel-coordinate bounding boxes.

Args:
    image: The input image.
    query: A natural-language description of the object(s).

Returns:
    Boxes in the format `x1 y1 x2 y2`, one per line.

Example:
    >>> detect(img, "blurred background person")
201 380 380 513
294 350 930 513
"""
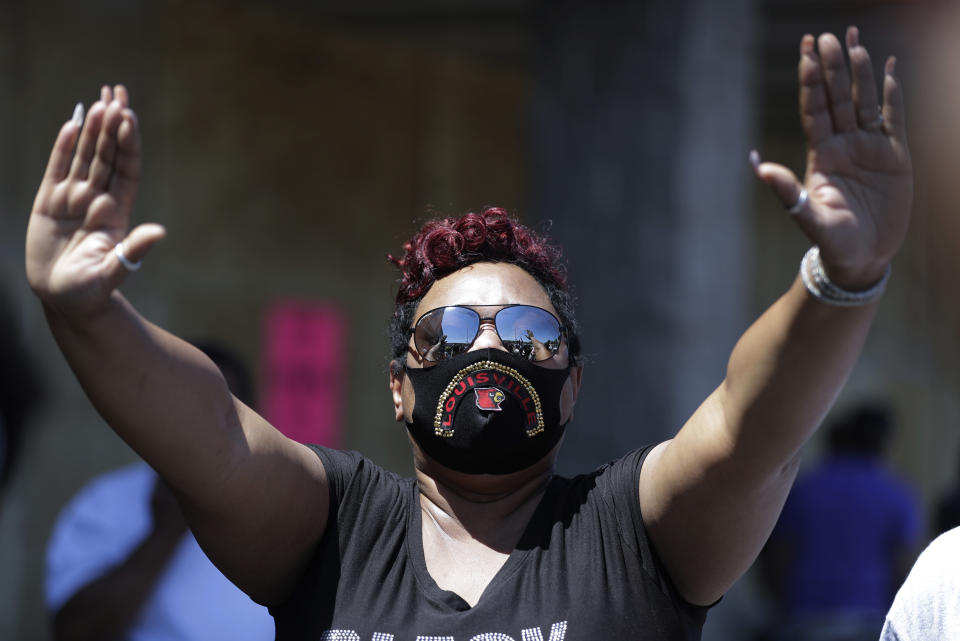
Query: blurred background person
760 402 922 641
0 282 44 503
44 341 273 641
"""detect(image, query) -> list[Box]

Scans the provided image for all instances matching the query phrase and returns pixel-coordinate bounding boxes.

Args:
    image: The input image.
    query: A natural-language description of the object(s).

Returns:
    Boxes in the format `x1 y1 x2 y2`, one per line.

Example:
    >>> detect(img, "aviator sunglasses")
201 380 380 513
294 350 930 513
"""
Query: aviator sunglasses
411 304 565 363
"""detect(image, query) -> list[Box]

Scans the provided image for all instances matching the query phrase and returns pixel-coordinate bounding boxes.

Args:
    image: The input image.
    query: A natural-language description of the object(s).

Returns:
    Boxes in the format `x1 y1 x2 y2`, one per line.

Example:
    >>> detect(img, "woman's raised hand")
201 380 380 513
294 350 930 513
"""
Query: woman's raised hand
753 27 912 290
26 85 165 318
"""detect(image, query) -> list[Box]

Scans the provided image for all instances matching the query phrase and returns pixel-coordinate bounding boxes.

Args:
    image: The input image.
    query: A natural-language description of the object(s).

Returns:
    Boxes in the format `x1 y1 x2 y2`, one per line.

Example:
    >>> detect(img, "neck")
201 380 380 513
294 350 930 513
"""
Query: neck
414 446 557 550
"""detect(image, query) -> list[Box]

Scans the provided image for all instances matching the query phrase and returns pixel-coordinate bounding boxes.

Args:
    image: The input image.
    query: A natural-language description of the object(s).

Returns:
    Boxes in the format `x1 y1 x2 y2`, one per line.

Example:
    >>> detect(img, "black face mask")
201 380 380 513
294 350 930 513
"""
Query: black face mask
404 348 571 475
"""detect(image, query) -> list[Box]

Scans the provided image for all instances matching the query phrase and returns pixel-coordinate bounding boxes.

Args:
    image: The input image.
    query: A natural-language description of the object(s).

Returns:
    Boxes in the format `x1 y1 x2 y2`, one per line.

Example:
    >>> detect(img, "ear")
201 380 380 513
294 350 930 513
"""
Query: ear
389 362 406 422
562 364 584 424
569 364 584 401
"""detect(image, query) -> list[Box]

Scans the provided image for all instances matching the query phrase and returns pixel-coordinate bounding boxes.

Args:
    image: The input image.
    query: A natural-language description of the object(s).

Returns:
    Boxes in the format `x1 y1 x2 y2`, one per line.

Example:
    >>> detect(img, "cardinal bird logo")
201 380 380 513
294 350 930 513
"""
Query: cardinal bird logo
475 387 507 411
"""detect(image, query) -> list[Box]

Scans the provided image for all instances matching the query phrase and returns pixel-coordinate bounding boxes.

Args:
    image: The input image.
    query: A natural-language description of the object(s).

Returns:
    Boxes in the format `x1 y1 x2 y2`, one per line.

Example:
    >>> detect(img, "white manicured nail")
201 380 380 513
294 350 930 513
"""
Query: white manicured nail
72 102 84 128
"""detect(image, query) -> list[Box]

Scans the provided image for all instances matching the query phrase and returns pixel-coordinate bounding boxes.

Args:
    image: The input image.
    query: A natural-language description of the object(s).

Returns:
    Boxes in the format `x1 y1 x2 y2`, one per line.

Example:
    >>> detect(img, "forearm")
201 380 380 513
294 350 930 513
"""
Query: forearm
52 527 185 641
641 27 911 607
642 276 880 604
720 275 878 470
28 88 330 605
44 291 242 495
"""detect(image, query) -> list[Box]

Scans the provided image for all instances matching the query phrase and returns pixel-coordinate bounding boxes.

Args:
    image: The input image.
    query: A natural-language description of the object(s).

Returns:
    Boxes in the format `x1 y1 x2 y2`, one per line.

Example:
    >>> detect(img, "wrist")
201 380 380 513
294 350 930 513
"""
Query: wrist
800 247 890 307
818 257 890 291
43 292 127 333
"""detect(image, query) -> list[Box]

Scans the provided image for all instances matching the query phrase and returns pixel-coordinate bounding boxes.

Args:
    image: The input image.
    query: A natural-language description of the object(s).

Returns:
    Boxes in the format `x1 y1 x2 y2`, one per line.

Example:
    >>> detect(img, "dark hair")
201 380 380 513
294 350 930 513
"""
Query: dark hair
826 401 894 456
387 207 580 371
0 289 44 490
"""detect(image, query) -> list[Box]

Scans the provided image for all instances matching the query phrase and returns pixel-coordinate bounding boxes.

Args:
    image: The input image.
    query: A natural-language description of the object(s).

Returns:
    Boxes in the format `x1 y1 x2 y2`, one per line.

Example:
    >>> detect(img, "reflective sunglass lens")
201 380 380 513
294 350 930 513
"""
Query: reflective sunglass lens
495 306 562 361
415 307 479 361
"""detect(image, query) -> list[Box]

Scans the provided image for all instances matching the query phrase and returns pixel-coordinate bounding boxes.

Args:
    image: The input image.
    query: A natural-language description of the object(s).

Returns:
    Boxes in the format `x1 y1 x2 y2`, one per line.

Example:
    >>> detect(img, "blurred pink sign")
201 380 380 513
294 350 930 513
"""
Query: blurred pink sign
262 300 347 447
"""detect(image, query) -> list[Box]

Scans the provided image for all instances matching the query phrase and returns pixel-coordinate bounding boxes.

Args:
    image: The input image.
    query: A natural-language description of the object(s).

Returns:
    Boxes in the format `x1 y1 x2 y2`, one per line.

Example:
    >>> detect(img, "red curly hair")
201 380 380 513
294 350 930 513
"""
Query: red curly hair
387 207 580 365
388 207 568 304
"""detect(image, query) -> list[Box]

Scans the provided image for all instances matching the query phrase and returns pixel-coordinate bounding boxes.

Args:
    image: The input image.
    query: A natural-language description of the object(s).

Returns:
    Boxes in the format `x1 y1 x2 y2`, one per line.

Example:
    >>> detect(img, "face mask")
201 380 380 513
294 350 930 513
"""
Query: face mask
404 348 571 475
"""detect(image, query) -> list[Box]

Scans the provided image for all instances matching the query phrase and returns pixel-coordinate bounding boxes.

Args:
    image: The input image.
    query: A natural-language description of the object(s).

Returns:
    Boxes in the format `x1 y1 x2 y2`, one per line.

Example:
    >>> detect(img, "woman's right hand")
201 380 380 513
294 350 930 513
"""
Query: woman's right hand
26 85 165 319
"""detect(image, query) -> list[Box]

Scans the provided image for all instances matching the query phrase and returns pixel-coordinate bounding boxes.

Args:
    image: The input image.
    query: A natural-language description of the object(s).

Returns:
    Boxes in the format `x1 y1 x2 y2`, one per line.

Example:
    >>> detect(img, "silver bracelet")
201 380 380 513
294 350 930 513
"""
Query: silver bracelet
799 246 890 307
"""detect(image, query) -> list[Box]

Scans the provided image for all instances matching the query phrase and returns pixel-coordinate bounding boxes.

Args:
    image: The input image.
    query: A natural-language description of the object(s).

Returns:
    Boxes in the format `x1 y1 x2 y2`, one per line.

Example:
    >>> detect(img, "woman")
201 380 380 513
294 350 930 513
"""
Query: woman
25 28 911 639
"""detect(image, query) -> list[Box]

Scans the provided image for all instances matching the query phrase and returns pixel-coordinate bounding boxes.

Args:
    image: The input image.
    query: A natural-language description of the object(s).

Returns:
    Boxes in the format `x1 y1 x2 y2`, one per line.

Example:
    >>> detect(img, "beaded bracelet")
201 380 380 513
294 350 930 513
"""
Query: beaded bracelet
799 246 890 307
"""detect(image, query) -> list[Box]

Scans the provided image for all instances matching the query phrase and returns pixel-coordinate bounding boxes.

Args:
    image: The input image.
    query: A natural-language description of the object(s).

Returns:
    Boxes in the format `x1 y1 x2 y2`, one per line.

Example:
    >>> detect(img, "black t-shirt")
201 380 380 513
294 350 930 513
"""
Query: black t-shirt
270 445 708 640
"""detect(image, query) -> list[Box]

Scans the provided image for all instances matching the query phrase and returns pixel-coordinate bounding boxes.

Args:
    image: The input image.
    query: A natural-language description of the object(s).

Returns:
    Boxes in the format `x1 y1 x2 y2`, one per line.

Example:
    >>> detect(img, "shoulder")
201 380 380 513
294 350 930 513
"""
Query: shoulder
913 528 960 574
559 446 655 504
305 445 410 515
552 445 659 551
883 527 960 640
305 445 403 487
562 445 710 620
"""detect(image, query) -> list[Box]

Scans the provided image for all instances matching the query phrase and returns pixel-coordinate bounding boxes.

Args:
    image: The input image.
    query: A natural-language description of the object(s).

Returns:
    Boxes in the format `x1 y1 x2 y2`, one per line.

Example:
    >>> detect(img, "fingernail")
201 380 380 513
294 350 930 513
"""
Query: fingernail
749 149 761 170
72 102 84 128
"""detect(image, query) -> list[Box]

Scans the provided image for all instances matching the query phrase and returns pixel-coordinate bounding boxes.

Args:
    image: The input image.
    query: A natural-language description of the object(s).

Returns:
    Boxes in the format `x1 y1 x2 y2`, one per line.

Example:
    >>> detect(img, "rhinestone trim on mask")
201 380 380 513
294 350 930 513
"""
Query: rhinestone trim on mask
432 360 545 439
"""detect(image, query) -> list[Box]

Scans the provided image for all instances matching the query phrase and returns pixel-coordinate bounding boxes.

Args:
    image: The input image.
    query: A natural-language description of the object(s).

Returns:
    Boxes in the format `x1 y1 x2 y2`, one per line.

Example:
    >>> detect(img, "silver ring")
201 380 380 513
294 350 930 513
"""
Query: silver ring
788 188 808 215
864 108 884 131
115 243 142 271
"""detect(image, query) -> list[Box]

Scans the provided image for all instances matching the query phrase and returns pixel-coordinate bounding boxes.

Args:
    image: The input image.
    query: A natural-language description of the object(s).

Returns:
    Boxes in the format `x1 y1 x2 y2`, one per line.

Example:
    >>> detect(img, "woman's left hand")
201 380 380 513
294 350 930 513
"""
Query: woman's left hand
753 26 912 290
